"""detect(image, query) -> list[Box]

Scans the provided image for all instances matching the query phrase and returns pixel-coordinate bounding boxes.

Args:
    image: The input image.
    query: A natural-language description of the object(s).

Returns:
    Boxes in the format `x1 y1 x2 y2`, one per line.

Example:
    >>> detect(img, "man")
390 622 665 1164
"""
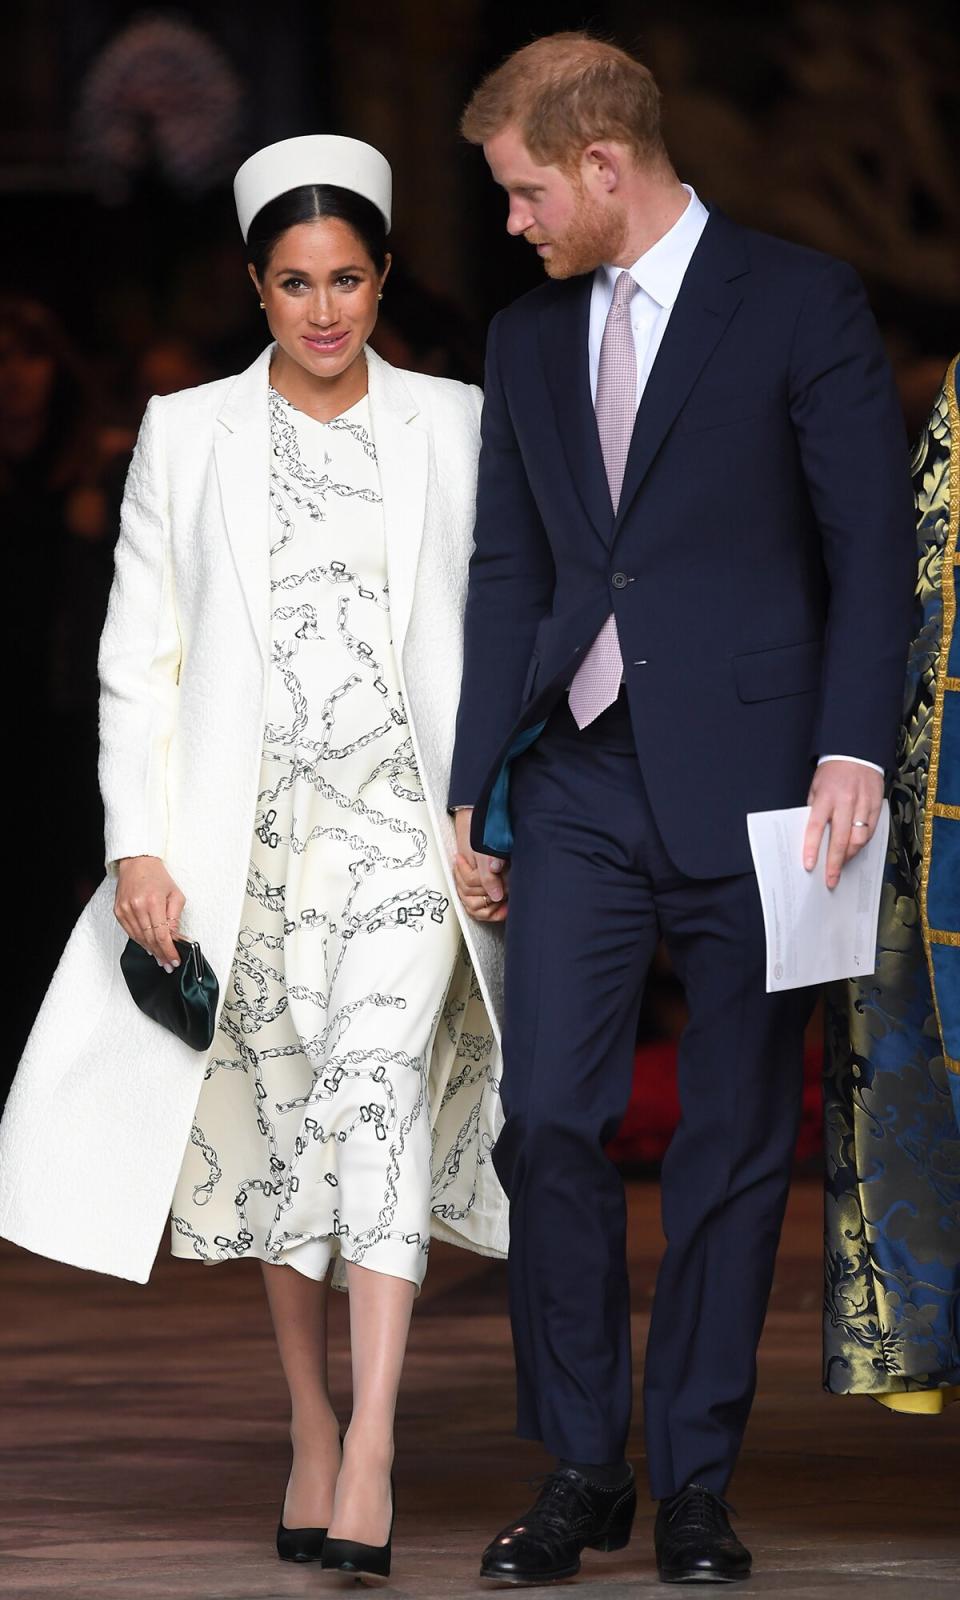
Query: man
449 31 916 1588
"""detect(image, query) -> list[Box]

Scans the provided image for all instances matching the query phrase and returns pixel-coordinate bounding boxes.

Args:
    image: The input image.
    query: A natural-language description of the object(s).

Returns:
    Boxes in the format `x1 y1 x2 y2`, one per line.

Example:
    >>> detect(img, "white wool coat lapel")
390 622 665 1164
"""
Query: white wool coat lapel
366 347 429 662
213 345 273 661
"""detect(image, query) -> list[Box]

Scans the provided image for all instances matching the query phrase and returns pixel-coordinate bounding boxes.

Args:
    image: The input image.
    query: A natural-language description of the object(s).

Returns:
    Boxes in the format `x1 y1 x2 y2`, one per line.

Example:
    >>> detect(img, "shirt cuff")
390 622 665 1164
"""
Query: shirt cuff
817 754 885 776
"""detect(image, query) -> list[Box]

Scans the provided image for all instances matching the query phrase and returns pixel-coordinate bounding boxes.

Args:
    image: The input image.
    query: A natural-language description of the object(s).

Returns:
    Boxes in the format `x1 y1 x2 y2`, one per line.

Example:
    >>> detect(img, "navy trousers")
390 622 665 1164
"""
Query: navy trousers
496 692 813 1499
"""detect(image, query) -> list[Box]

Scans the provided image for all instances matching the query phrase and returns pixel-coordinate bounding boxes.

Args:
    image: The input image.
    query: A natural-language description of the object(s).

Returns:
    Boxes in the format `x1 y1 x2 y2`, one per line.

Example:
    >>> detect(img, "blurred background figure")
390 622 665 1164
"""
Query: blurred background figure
0 297 115 1057
132 337 214 411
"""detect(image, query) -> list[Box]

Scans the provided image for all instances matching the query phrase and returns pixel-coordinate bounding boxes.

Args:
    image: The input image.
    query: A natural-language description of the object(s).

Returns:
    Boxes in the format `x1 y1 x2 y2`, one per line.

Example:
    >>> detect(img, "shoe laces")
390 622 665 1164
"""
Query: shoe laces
664 1482 736 1534
527 1470 598 1532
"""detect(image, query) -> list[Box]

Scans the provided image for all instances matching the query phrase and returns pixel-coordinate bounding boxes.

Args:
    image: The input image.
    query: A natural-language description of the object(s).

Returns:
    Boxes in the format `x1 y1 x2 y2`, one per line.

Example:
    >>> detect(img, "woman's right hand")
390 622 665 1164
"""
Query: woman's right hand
114 857 186 969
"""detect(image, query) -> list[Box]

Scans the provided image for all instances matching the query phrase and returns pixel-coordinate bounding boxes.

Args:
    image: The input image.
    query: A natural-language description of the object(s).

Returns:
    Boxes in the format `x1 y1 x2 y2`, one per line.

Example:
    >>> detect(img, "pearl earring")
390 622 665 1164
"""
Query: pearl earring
377 292 384 301
259 301 266 309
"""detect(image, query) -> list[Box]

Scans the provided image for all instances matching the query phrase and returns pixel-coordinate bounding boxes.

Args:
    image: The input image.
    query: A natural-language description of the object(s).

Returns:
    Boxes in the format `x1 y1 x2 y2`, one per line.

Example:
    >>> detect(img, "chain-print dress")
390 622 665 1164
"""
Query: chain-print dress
170 387 461 1288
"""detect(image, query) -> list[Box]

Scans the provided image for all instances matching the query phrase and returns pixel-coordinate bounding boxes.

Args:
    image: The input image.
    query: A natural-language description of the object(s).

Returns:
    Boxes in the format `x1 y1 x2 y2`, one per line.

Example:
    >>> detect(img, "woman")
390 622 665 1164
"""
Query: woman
823 354 959 1414
0 136 507 1577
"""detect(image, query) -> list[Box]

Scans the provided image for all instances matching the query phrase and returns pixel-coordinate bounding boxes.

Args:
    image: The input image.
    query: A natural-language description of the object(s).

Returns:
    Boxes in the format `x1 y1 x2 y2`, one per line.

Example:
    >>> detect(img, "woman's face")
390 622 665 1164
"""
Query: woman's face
250 218 389 384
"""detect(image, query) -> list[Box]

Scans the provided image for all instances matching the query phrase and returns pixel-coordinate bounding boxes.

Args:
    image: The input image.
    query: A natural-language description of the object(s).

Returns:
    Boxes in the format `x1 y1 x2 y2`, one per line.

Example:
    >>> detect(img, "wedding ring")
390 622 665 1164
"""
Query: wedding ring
852 820 869 829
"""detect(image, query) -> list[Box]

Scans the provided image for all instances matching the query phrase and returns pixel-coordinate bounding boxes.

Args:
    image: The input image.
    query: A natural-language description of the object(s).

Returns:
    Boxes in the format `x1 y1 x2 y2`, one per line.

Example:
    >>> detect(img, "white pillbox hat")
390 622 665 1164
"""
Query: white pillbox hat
234 135 392 241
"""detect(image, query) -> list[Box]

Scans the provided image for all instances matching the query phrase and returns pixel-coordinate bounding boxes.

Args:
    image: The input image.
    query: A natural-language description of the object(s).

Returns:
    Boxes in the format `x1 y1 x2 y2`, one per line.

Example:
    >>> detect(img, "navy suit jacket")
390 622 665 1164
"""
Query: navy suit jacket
449 209 917 879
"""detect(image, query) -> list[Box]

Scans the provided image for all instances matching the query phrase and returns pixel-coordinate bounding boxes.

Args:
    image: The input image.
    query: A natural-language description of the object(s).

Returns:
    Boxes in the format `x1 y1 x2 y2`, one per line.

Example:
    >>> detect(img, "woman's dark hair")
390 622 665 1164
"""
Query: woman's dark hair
246 184 388 279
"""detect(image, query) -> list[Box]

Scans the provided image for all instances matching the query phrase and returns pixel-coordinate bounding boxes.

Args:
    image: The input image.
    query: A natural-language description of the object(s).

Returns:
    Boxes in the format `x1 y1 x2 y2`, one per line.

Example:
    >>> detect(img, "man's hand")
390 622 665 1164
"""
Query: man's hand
804 761 884 889
453 809 509 923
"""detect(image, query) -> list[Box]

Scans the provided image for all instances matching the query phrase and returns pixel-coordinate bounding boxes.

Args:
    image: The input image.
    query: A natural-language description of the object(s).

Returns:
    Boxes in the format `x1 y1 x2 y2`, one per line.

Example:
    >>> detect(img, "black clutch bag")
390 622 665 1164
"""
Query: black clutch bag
120 937 220 1051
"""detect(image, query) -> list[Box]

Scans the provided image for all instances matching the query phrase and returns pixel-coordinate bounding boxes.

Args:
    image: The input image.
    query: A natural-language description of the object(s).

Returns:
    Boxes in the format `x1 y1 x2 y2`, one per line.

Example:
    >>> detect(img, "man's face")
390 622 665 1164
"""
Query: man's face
483 125 626 279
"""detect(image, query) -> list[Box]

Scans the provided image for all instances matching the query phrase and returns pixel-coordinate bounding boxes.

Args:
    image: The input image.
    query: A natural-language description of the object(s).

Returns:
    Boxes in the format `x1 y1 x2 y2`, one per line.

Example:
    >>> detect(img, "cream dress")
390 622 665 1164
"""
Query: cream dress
170 386 460 1288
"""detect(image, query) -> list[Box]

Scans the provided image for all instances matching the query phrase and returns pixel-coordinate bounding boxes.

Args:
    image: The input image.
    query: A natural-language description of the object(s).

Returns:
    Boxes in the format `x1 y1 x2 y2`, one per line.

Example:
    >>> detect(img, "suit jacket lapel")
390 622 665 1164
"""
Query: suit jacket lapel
539 279 613 544
614 212 747 532
214 344 274 662
366 347 428 661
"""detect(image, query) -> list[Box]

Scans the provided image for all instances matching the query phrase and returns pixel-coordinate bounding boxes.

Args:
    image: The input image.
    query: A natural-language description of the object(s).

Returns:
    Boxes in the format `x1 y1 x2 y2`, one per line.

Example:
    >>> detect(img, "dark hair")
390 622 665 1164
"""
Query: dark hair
246 184 388 278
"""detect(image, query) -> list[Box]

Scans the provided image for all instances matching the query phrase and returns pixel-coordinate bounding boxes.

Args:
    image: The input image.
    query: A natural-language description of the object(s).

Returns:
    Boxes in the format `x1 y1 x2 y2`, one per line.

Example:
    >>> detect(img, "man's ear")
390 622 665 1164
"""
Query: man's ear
583 142 621 193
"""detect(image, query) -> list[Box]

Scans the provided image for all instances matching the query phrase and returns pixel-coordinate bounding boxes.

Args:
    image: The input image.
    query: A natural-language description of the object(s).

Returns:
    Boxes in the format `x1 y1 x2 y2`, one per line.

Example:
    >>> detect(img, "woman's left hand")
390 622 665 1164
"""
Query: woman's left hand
114 855 186 967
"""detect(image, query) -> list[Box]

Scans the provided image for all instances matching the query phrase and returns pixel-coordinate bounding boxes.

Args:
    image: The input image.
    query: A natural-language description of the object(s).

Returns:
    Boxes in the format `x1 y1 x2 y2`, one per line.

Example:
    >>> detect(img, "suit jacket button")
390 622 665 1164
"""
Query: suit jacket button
611 571 629 590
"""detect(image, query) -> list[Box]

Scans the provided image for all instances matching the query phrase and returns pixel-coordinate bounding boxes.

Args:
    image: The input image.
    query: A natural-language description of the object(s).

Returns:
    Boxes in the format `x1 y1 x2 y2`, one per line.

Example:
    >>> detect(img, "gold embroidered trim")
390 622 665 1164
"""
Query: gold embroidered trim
932 803 960 820
920 354 959 1073
928 929 960 947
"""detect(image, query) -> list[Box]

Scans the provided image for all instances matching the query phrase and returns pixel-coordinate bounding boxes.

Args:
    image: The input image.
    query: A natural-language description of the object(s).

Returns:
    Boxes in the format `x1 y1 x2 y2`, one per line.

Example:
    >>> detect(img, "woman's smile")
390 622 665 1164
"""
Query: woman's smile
301 328 351 354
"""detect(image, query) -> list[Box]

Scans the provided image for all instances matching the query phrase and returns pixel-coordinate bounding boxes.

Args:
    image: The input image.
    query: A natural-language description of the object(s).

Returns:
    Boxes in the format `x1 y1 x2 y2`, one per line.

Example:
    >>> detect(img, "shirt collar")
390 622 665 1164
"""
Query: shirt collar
600 185 708 310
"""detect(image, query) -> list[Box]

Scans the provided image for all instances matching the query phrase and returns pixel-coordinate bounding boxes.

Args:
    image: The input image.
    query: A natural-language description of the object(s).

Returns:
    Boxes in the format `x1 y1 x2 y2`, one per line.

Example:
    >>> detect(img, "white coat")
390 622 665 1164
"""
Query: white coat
0 345 507 1282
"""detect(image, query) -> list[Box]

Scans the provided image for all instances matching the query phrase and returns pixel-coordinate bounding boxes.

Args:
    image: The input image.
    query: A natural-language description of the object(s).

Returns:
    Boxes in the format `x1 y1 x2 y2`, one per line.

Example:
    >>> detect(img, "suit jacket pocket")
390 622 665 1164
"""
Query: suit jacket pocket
733 639 822 703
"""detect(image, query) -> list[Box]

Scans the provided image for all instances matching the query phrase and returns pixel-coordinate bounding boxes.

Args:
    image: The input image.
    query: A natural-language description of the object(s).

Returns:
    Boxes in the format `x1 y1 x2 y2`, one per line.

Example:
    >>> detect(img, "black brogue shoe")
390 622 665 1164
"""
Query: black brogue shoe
480 1465 636 1584
655 1482 751 1583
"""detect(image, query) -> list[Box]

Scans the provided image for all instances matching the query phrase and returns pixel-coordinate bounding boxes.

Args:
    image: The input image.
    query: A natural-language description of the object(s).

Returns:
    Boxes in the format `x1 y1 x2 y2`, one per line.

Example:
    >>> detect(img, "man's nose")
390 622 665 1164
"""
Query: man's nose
506 200 533 237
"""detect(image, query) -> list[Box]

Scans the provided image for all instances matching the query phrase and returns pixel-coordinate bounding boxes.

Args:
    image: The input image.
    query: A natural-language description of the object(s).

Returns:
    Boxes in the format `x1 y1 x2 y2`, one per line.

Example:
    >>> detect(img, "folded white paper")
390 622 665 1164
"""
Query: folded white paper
746 802 890 993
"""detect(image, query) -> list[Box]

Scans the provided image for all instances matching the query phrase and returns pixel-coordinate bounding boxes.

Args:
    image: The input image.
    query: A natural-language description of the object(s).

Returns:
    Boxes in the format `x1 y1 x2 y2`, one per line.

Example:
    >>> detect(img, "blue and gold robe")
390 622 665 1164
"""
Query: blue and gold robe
823 356 960 1407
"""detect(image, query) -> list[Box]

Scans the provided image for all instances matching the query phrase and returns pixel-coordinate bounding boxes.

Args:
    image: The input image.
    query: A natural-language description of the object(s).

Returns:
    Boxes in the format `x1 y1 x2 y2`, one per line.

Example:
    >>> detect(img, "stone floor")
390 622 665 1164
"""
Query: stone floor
1 1180 957 1598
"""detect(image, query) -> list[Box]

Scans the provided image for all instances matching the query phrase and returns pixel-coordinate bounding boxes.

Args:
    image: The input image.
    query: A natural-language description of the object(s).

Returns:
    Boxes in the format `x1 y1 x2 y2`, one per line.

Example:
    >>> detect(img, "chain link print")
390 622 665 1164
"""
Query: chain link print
170 389 466 1287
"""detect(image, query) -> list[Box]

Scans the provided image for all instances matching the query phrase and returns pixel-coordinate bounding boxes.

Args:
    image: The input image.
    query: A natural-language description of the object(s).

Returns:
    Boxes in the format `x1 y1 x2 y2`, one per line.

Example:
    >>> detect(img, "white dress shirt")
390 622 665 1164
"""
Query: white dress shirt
589 184 708 407
588 185 882 779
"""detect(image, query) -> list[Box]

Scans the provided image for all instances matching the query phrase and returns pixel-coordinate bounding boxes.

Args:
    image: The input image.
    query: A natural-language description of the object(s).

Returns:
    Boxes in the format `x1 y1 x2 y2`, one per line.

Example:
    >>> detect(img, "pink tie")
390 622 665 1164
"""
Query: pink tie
568 269 638 730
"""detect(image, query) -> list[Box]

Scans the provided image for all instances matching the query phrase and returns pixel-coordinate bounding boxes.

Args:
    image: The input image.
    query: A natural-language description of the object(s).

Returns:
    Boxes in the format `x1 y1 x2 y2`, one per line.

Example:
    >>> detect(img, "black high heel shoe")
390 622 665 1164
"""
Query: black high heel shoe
276 1519 327 1563
276 1432 343 1562
321 1472 395 1580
